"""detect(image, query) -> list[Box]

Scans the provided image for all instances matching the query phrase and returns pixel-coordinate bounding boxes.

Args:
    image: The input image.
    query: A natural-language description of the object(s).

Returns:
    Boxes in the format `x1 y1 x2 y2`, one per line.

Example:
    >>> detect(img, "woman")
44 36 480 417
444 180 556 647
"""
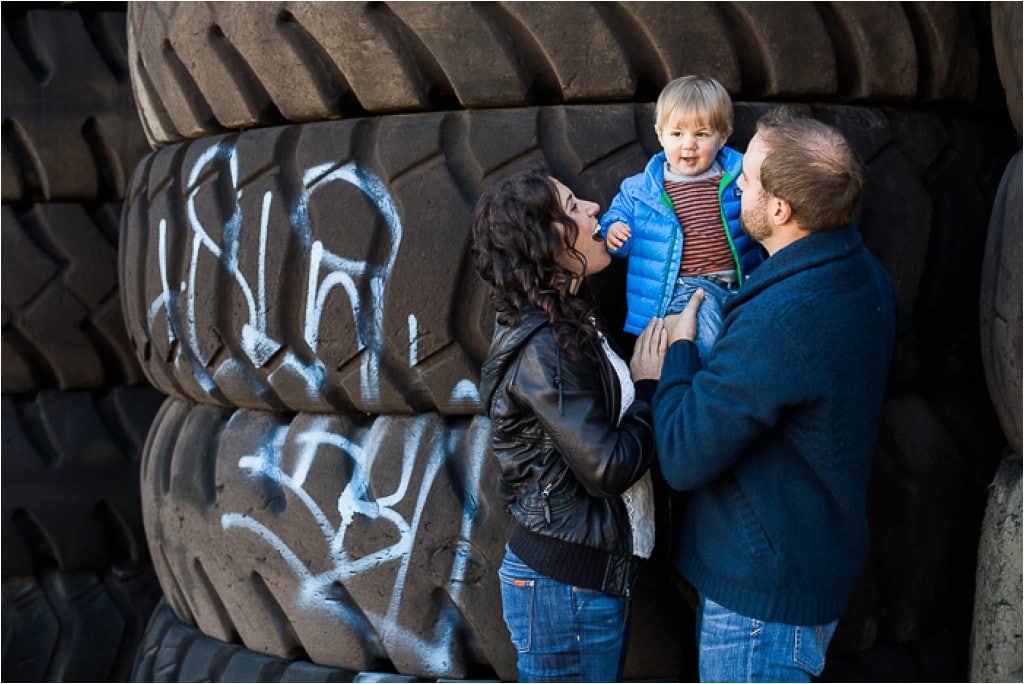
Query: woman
475 168 667 682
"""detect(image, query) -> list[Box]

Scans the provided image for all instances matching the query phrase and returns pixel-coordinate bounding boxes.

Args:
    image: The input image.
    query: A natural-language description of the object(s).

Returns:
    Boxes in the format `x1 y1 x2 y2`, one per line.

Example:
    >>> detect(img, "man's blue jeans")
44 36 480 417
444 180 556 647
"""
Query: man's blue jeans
697 596 838 682
498 547 630 682
664 276 736 367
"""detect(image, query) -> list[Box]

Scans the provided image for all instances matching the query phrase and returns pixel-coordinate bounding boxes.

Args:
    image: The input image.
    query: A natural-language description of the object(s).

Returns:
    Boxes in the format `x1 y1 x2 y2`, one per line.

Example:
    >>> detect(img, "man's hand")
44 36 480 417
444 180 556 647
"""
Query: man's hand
630 317 667 381
607 221 632 250
664 289 704 346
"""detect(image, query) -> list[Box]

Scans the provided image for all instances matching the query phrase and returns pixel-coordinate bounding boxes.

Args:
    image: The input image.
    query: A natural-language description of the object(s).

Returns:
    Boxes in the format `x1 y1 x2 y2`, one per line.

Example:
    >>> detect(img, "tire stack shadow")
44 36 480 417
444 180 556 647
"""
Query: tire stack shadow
1 6 163 682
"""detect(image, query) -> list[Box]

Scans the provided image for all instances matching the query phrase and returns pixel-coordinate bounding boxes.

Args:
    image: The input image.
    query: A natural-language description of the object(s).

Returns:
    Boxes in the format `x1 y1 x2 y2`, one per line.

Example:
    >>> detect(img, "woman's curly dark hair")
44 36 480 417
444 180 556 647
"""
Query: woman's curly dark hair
472 167 602 359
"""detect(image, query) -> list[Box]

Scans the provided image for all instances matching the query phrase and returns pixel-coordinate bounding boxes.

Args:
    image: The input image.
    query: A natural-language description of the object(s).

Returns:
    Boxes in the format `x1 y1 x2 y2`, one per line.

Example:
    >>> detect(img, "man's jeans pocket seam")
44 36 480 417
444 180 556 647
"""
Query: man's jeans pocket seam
499 575 534 653
793 624 826 674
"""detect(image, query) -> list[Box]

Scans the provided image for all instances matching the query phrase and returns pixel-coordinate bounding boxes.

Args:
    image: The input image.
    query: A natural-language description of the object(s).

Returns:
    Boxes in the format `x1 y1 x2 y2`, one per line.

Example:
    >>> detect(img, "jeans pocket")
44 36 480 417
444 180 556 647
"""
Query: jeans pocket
499 574 534 653
793 622 837 676
571 586 623 620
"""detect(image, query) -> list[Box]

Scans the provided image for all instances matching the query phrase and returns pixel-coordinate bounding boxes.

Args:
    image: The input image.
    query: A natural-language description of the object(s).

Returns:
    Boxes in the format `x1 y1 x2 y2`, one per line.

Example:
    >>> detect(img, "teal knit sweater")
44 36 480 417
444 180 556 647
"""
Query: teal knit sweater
653 226 897 626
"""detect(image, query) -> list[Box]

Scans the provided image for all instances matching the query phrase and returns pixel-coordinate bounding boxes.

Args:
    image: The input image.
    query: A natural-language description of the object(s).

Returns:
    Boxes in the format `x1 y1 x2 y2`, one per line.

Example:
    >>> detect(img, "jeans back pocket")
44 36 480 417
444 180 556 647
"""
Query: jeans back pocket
499 573 534 653
793 621 837 676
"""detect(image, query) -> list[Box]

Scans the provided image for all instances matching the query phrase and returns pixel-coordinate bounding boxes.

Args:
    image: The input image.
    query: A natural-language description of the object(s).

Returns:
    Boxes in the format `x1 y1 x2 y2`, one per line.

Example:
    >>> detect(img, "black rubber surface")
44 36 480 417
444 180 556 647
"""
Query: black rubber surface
979 152 1022 454
900 114 1011 389
824 390 1006 680
992 2 1022 135
126 2 984 145
1 386 165 575
0 564 162 683
119 103 1004 413
133 600 430 682
139 399 694 681
1 8 150 202
2 203 146 394
856 394 999 647
825 630 967 682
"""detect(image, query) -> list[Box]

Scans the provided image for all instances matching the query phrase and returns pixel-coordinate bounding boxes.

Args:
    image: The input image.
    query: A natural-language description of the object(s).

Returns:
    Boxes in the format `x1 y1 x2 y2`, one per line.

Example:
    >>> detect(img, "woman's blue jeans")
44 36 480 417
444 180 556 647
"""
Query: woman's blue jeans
498 547 630 682
664 276 736 367
697 596 838 682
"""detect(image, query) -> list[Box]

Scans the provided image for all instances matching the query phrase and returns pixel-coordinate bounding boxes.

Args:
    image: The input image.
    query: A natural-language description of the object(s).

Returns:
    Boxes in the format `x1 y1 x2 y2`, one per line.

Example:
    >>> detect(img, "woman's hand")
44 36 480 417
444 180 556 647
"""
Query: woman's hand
664 289 704 346
631 317 668 381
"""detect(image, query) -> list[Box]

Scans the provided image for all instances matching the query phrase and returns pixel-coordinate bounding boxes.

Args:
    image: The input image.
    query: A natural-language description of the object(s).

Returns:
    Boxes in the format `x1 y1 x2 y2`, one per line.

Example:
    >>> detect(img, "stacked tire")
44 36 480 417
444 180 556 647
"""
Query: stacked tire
1 7 164 682
969 4 1023 678
119 3 1017 681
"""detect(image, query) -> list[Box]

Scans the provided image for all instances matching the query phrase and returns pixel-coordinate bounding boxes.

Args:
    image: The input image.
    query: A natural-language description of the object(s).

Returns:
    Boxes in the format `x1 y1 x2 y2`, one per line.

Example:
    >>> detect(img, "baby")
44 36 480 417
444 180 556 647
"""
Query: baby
598 75 764 364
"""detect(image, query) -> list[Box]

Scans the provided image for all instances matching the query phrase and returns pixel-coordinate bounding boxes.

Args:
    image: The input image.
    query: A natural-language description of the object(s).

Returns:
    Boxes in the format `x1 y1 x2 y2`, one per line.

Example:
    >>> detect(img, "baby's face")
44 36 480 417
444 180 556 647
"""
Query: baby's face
657 116 728 177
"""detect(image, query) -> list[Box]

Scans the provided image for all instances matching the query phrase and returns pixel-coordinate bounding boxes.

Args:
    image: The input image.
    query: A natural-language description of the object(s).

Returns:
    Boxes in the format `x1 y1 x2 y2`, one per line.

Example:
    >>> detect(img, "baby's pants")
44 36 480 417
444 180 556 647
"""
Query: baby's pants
663 275 737 367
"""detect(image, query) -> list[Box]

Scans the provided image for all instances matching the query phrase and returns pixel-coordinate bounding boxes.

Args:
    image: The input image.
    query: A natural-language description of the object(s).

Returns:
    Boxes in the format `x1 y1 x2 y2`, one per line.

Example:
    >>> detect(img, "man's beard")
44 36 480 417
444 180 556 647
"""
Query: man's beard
741 197 772 243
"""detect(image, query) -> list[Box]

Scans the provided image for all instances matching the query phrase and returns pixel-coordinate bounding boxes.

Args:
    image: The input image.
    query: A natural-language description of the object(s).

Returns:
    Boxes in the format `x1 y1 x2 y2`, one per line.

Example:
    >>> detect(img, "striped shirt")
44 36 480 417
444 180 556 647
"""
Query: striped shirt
665 176 736 276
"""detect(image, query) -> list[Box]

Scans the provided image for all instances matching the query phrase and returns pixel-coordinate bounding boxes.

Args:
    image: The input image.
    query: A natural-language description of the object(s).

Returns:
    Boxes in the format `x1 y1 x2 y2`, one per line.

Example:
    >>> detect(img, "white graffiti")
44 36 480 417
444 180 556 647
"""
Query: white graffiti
221 417 488 672
142 139 485 405
408 314 419 368
146 140 430 402
451 379 482 404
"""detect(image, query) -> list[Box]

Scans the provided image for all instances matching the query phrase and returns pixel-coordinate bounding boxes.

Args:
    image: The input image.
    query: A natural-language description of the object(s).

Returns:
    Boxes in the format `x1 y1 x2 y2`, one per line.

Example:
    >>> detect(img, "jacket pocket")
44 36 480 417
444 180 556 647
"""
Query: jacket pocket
724 478 775 559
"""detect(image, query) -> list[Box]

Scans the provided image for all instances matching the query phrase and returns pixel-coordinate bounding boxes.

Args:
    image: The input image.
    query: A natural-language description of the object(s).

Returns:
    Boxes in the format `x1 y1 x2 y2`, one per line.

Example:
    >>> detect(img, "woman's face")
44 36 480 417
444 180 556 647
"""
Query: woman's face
550 178 609 278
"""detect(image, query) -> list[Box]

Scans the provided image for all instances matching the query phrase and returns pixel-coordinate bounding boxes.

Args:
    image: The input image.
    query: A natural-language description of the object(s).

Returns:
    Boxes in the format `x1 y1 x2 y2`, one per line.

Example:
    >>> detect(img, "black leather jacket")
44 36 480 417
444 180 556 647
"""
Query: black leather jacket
479 310 656 594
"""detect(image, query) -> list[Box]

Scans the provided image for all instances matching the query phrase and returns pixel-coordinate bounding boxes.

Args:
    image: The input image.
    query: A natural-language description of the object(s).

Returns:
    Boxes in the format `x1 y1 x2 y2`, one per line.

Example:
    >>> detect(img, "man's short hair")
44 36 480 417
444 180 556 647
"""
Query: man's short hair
756 109 864 232
655 75 733 135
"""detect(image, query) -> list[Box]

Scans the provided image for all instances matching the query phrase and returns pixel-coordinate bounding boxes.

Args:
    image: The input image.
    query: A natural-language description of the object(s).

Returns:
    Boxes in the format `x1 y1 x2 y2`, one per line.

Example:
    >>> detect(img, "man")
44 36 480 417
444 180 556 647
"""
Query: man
653 109 898 682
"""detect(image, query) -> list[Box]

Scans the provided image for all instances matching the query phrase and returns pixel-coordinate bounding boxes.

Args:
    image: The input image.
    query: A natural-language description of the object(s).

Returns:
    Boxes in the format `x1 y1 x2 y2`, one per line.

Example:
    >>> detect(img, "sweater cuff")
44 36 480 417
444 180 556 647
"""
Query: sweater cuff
634 379 658 404
665 340 701 379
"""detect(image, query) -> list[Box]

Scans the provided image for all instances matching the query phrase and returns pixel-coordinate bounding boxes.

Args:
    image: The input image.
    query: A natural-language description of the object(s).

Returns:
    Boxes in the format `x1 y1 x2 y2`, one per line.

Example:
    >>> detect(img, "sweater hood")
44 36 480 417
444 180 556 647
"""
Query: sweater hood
728 225 864 311
479 310 549 411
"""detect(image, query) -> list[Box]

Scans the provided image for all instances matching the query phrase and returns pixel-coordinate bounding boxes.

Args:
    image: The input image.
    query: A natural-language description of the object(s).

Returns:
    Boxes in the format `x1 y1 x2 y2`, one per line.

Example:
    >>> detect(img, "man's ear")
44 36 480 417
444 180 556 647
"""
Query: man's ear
771 197 793 225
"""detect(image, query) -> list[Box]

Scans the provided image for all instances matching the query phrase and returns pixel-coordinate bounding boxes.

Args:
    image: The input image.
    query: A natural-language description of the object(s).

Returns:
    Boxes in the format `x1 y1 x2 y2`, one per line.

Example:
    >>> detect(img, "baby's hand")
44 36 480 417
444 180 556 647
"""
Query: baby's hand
607 222 632 250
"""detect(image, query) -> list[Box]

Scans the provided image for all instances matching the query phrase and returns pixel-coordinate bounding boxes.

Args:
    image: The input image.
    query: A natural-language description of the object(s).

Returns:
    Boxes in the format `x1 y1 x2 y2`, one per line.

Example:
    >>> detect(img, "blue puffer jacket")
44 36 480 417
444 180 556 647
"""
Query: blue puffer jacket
598 148 765 335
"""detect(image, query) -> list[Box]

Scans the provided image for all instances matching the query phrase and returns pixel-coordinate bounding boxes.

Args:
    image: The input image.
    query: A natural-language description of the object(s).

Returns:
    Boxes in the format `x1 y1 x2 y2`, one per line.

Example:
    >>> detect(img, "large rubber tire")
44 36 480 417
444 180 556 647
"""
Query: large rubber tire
119 103 1002 414
979 152 1022 454
1 386 164 575
134 600 435 682
969 453 1023 683
903 119 1012 388
132 597 691 684
140 399 694 680
991 2 1022 136
860 395 994 647
2 203 146 394
0 564 162 683
1 8 150 203
824 630 966 682
141 399 514 679
126 2 984 146
827 389 1003 664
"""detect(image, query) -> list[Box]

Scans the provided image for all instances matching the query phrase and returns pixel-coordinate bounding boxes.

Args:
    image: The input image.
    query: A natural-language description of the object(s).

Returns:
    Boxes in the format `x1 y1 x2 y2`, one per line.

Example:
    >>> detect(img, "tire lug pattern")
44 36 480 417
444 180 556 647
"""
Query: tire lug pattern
126 2 985 146
121 103 1006 413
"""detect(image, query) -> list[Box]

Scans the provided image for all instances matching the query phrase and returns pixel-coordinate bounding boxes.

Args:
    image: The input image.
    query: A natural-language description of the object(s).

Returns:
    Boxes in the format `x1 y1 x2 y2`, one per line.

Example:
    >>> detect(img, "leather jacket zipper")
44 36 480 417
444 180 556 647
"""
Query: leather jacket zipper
540 468 568 525
542 482 554 525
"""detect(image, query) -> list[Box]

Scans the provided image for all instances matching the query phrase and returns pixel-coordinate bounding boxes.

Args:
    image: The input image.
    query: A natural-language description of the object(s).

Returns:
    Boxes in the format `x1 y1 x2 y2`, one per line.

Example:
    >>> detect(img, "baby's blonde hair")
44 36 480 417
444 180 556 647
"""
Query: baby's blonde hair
655 75 733 135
